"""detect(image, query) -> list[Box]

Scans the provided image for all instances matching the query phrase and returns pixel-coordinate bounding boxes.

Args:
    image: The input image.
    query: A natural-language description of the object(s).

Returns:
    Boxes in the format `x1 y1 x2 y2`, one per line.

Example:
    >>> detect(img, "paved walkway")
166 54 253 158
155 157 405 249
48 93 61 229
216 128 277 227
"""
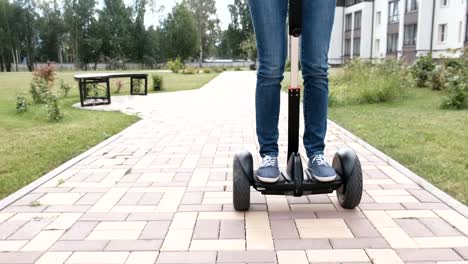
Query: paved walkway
1 72 468 264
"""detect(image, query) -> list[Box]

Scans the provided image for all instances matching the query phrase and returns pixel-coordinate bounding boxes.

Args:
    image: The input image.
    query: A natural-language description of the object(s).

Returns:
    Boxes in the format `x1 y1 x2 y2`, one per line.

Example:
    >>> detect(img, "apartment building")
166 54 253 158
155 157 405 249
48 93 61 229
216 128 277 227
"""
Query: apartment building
328 0 468 64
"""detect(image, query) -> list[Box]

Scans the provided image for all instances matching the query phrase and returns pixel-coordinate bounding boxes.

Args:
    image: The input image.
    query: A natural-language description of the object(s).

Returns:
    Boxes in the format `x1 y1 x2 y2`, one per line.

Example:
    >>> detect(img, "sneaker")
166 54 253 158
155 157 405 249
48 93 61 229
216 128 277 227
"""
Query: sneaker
308 153 336 182
256 155 280 183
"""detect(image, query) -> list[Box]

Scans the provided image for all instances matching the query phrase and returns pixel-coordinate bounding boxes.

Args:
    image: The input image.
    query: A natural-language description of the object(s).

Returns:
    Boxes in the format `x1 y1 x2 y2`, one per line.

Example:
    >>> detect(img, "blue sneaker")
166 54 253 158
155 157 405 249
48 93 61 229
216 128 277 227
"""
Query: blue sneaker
256 155 280 183
308 154 336 182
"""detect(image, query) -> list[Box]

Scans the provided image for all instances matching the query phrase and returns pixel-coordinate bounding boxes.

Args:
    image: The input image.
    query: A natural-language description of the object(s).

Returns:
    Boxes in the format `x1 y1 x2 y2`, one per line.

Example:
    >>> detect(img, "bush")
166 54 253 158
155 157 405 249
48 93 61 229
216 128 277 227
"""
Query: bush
16 93 28 113
182 67 199 74
427 66 446 91
30 77 50 104
114 80 124 94
33 63 56 83
330 59 406 105
152 74 163 91
213 67 224 73
234 67 242 71
203 68 212 74
441 66 467 109
30 64 56 103
249 63 257 71
167 57 185 73
44 92 63 122
411 54 436 88
59 79 73 97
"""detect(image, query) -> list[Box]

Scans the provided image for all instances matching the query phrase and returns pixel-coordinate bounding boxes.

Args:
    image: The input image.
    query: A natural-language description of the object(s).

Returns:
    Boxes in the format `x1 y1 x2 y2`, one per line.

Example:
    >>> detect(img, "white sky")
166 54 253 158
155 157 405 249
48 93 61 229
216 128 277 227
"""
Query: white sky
136 0 235 30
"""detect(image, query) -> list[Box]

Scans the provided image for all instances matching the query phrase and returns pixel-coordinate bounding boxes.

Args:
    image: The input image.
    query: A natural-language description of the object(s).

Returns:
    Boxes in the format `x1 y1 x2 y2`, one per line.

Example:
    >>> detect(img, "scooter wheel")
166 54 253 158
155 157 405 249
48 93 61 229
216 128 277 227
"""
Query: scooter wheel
233 151 253 211
333 149 363 209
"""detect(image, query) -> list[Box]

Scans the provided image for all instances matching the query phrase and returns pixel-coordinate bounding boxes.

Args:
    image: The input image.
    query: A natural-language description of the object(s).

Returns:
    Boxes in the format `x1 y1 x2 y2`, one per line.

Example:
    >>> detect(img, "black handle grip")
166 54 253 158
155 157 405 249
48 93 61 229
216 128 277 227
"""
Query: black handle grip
289 0 302 37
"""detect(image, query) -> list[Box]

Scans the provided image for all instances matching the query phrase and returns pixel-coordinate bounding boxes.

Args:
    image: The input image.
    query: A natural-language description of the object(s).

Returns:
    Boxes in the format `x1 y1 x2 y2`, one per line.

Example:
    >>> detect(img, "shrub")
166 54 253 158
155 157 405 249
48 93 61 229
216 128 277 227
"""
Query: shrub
213 67 224 73
330 59 406 105
33 63 56 83
411 54 436 88
234 67 242 71
44 92 63 122
114 80 124 94
427 66 446 91
16 93 28 113
30 77 50 104
30 64 56 103
167 57 185 73
152 74 163 91
441 66 467 109
182 67 199 74
203 67 212 74
59 79 73 97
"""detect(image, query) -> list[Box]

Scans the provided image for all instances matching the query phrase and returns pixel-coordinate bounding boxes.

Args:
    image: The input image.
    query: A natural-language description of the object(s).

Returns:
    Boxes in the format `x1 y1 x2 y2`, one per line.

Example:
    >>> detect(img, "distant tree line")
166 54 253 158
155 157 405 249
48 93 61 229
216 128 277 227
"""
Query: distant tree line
0 0 255 72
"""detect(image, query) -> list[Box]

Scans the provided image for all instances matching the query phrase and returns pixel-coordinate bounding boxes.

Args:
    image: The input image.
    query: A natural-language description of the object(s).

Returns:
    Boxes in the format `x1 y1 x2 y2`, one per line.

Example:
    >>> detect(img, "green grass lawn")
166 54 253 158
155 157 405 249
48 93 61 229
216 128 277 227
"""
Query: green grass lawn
0 70 218 199
283 71 468 205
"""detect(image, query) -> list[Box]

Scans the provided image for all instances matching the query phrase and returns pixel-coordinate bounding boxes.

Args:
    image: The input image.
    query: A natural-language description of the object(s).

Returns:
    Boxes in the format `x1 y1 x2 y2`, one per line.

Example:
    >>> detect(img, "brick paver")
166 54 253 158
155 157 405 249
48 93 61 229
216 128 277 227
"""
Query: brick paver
0 72 467 263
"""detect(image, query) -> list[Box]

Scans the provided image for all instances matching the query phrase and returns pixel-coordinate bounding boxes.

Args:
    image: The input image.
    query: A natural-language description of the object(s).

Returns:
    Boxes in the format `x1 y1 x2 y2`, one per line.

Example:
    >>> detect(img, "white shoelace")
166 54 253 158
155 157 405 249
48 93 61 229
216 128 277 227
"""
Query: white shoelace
260 156 277 167
312 154 328 166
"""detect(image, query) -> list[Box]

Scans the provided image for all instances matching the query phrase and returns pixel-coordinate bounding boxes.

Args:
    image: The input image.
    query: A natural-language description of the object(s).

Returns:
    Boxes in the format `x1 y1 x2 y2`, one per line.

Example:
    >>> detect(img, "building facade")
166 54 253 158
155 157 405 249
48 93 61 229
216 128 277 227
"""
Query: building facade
329 0 468 64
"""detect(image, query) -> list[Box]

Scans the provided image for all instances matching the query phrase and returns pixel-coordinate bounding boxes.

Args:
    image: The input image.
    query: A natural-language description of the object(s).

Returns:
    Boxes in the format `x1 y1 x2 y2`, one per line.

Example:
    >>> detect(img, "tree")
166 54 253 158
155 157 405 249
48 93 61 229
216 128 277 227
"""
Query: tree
161 3 199 62
184 0 219 65
99 0 133 65
63 0 98 68
37 0 65 63
220 0 253 59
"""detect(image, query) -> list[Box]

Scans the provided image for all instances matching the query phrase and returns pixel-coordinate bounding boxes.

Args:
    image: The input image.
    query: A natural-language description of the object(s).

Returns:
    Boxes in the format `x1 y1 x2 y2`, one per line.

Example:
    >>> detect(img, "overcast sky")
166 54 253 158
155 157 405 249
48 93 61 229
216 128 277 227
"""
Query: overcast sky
136 0 235 30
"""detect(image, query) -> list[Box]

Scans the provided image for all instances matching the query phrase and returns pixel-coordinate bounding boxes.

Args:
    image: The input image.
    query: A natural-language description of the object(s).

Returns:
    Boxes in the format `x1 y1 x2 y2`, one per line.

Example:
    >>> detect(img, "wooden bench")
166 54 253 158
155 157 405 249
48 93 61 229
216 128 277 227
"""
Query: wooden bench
74 73 148 107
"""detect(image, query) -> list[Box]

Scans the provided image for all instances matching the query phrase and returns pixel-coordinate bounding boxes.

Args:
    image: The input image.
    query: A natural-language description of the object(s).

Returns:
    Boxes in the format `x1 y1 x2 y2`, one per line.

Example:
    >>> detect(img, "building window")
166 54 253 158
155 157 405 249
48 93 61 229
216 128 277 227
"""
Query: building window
388 0 400 23
345 14 352 32
404 24 417 46
439 24 448 42
353 37 361 56
344 39 351 56
376 11 382 26
406 0 418 12
375 39 380 55
354 11 362 30
459 21 463 43
440 0 449 7
387 33 399 53
345 0 363 7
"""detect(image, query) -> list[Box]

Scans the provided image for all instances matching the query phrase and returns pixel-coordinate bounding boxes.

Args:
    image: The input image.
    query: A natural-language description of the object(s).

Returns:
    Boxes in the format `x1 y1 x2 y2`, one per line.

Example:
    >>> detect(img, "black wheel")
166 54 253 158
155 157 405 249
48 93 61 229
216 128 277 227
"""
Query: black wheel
333 149 363 209
233 151 253 211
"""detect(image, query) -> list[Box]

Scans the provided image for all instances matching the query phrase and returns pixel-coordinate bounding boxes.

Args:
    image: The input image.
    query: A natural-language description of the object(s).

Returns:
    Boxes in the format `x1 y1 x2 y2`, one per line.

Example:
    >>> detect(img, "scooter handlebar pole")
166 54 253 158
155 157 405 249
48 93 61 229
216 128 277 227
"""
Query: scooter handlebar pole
287 0 302 162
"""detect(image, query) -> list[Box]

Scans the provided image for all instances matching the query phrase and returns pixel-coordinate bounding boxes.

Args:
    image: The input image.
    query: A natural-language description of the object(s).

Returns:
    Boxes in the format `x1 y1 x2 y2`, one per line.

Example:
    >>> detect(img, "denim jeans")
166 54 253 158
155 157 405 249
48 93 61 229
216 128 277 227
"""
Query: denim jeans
248 0 336 159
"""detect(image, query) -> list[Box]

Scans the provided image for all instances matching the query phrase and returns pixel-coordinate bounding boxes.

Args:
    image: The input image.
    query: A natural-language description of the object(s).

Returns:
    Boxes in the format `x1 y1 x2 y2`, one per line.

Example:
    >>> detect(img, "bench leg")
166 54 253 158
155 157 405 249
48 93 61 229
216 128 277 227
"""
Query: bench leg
106 78 111 104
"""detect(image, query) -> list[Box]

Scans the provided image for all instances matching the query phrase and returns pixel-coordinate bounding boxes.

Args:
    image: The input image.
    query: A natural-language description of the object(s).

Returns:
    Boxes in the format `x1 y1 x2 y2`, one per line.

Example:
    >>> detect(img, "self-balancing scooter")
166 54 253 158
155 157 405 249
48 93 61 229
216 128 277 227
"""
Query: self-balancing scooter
233 0 363 211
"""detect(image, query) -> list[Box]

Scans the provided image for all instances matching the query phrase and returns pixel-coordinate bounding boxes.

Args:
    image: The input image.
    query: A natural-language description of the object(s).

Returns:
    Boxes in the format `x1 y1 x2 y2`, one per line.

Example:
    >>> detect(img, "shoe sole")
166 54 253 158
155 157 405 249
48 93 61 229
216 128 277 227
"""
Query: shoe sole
256 173 280 183
312 173 337 182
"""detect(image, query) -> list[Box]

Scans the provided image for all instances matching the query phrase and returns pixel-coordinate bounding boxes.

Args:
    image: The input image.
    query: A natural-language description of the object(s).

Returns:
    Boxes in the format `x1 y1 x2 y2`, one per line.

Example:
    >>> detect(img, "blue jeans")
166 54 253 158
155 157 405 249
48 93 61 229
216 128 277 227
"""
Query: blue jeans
248 0 336 159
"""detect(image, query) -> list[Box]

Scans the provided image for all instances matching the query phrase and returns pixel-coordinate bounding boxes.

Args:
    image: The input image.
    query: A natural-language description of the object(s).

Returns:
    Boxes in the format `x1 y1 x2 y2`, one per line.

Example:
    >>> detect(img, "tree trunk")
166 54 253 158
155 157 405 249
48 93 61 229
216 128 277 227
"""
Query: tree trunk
0 51 4 72
11 48 16 71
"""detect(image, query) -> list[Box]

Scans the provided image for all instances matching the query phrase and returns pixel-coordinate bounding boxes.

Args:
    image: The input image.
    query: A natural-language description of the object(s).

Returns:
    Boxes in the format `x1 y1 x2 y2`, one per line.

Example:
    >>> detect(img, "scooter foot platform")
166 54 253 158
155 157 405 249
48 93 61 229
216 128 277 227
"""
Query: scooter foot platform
252 170 342 196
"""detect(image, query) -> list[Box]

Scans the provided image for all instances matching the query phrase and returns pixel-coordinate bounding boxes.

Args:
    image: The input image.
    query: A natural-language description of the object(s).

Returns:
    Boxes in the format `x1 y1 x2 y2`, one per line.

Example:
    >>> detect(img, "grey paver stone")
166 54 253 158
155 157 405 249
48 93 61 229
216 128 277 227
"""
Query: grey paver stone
217 251 276 263
396 249 463 262
105 239 162 251
273 239 331 250
0 252 43 263
330 238 390 249
219 220 245 239
60 221 98 240
193 220 220 239
270 220 299 239
49 240 108 251
156 251 217 263
395 219 434 237
139 221 171 239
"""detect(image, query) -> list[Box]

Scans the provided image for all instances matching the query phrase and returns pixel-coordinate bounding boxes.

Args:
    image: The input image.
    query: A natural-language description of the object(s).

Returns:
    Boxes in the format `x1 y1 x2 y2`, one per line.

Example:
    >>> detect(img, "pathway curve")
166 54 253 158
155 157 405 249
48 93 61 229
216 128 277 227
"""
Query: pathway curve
1 72 468 264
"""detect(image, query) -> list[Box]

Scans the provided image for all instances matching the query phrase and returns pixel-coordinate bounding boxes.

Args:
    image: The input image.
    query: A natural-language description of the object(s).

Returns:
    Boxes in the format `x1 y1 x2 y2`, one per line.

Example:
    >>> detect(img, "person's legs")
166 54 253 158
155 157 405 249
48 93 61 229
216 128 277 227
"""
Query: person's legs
301 0 335 157
248 0 287 183
248 0 288 159
301 0 337 181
